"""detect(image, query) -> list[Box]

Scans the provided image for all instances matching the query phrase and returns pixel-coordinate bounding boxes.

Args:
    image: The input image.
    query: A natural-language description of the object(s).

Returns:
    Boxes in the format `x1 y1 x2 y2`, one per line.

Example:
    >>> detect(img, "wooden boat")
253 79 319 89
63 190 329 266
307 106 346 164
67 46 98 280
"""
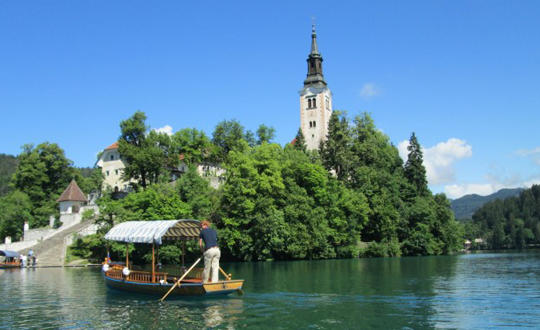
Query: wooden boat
102 219 244 299
0 250 22 269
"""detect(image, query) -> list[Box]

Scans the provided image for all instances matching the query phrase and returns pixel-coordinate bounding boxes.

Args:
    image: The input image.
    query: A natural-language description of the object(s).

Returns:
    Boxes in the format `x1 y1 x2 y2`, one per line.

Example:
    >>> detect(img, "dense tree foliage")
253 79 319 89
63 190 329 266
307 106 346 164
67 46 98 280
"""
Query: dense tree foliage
320 110 353 181
0 154 19 196
217 143 368 261
471 185 540 249
10 143 76 227
0 190 33 241
76 167 105 195
0 146 101 236
71 171 215 264
211 119 255 161
176 165 218 220
61 111 462 262
256 124 276 145
118 111 176 190
319 112 462 256
404 133 430 197
293 128 307 153
172 128 213 165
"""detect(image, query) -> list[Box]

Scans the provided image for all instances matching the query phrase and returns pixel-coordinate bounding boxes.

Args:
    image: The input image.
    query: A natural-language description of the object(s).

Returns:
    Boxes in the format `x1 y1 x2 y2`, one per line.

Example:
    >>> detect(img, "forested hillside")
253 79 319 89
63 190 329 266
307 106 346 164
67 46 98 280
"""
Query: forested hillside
451 188 524 220
468 185 540 249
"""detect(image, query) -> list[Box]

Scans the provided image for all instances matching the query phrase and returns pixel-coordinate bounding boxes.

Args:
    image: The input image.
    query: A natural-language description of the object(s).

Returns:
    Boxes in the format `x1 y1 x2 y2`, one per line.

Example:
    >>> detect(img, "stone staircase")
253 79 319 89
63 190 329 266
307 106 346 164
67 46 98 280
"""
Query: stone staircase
19 221 94 267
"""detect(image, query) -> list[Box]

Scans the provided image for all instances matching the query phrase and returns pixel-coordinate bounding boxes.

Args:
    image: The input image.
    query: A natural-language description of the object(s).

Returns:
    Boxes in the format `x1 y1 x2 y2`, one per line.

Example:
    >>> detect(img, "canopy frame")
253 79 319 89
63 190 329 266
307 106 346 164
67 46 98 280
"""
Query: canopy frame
104 219 201 245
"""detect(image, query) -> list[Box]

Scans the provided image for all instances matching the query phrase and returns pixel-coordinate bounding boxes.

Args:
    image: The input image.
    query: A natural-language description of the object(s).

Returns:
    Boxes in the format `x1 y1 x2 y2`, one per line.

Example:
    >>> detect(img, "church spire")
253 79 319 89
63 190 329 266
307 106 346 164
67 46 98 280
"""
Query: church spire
304 23 327 88
310 24 319 54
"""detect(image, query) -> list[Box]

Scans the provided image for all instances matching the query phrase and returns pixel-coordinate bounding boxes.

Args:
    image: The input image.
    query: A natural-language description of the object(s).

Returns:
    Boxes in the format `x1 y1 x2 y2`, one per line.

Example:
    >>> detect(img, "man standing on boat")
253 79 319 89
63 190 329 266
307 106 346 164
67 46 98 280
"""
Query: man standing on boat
199 220 220 283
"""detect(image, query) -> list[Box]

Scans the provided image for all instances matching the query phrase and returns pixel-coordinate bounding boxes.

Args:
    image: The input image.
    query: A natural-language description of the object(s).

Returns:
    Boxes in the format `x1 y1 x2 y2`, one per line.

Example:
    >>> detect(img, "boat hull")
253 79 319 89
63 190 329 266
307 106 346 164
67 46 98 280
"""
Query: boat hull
0 264 21 269
103 273 244 297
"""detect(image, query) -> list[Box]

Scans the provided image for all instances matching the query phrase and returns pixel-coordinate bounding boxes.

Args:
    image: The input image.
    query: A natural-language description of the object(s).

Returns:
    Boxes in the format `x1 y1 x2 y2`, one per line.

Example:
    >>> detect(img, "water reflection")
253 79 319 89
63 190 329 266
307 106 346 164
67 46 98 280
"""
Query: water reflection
1 252 539 329
204 304 224 327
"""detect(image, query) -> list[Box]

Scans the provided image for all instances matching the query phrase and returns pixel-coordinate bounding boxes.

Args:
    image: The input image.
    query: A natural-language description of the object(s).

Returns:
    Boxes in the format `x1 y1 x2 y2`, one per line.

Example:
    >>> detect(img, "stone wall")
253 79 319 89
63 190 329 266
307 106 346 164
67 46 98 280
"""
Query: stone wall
0 205 100 252
23 228 55 242
61 223 100 264
0 240 37 252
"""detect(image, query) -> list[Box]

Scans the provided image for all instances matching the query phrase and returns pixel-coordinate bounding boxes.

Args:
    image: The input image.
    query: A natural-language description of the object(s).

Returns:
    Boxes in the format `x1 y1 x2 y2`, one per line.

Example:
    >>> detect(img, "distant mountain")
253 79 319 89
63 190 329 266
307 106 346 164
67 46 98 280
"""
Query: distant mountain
450 188 524 220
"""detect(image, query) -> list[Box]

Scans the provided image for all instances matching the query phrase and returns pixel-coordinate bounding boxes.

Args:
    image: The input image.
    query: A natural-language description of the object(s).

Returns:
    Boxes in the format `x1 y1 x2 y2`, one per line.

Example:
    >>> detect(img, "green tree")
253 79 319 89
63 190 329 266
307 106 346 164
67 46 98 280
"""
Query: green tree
491 221 506 249
11 142 76 227
0 190 33 240
118 111 175 190
176 165 217 220
172 128 213 165
404 132 430 197
121 183 192 221
256 124 276 145
349 113 405 243
320 111 353 181
433 193 463 253
471 185 540 249
218 143 368 261
292 128 307 153
95 193 127 233
0 154 19 196
211 119 254 161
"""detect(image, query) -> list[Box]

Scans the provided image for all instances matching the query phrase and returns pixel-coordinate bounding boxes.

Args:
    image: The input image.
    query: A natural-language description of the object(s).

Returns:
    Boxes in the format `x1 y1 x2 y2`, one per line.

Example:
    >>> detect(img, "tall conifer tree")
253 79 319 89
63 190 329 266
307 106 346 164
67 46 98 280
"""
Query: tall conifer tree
293 128 307 152
404 132 429 196
320 111 352 181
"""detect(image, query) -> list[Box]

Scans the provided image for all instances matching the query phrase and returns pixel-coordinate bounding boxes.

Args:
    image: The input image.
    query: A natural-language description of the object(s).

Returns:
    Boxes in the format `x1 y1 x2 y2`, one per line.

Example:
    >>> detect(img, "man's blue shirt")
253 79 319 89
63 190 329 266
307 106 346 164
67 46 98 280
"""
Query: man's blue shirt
199 228 218 250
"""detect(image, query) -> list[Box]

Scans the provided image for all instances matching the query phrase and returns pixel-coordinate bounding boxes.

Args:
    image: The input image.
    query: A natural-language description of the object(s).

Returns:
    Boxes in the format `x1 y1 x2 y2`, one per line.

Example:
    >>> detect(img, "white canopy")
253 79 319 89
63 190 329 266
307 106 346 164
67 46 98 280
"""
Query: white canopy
104 219 201 245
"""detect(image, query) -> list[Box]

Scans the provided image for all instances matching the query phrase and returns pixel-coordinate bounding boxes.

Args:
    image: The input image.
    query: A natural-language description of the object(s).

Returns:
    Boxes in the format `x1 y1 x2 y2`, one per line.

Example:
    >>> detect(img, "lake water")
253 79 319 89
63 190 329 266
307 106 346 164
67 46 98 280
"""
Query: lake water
1 250 540 329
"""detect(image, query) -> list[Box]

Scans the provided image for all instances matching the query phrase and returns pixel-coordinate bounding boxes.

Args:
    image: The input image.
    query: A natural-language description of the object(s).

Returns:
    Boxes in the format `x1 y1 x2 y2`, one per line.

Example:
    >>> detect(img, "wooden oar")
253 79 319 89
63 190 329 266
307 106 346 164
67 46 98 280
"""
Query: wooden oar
219 267 231 280
160 257 201 302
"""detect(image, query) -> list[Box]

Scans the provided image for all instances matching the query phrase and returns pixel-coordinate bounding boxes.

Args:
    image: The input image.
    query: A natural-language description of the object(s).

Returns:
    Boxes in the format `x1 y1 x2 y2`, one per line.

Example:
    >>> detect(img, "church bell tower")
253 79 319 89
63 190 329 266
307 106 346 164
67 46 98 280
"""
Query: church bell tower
299 24 333 150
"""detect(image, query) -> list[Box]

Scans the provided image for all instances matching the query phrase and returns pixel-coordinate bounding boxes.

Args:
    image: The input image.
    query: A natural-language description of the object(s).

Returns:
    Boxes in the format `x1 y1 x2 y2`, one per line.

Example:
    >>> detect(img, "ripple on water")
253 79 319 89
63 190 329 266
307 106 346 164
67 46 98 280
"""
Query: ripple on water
1 252 540 329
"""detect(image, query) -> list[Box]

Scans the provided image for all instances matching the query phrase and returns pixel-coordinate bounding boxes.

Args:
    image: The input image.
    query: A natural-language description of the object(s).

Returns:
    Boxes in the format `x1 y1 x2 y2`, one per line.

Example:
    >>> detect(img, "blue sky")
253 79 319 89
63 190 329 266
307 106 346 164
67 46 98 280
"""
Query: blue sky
1 1 539 199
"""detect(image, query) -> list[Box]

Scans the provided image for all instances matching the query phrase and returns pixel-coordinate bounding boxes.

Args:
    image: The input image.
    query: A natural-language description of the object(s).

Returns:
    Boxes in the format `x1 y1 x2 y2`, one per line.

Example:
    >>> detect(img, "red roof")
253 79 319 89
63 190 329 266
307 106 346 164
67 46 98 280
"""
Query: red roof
57 180 87 202
106 142 119 150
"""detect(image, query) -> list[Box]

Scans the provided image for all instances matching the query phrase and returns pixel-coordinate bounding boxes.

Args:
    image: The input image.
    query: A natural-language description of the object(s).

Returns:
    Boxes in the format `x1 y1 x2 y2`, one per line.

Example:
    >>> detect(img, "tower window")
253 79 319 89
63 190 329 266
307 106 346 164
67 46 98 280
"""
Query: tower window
313 121 316 127
313 98 317 107
308 99 312 108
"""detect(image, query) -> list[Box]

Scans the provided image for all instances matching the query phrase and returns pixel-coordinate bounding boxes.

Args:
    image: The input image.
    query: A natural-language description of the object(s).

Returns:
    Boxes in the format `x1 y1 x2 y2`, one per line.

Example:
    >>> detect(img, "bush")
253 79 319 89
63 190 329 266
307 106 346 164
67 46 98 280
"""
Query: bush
82 209 95 221
68 234 107 262
359 239 401 258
